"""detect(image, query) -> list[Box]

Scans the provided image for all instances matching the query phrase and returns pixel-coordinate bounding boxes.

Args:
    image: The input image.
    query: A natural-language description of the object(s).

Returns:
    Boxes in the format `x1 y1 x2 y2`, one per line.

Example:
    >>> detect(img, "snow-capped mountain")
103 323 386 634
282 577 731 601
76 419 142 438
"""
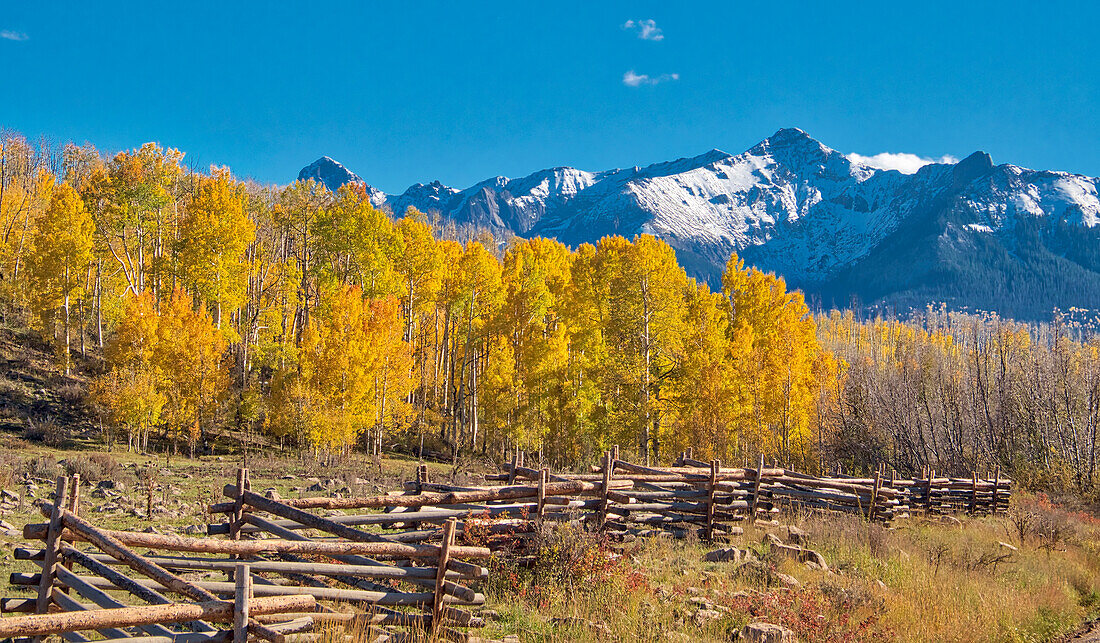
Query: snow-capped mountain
299 129 1100 319
298 156 386 206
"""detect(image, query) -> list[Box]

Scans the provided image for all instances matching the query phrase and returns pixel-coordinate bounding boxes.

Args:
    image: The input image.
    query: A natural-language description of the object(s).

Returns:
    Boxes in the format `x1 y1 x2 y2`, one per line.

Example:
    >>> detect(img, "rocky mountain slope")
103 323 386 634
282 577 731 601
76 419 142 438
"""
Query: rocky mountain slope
299 129 1100 319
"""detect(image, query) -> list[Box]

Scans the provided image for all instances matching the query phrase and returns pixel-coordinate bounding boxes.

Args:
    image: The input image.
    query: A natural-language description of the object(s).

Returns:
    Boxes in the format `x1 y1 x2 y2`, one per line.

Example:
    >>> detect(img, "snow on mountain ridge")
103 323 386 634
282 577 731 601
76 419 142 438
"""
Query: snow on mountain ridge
298 129 1100 315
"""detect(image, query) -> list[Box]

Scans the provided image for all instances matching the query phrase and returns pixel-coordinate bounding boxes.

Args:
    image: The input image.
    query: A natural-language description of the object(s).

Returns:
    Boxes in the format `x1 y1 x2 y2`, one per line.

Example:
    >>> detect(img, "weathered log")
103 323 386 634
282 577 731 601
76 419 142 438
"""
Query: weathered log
234 564 250 643
50 551 485 582
210 504 538 535
236 489 396 543
211 478 631 513
60 546 219 634
13 572 485 607
24 521 491 560
52 566 177 638
49 591 131 640
0 595 315 638
48 506 286 643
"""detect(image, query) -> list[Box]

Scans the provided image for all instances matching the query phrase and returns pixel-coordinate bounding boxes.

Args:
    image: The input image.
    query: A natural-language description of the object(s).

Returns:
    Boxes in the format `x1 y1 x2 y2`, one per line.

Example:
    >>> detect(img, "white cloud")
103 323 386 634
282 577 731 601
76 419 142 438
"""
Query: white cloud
1 30 28 41
846 151 959 174
623 70 679 87
623 19 663 41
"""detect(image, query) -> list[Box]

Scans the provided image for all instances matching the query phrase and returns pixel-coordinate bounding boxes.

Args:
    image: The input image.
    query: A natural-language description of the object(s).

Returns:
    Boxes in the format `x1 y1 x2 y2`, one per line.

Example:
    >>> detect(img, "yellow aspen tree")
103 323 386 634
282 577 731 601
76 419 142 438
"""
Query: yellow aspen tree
91 291 165 452
95 143 184 298
723 254 824 468
177 167 254 330
26 182 96 374
363 296 416 454
154 288 228 456
296 285 374 451
313 183 399 297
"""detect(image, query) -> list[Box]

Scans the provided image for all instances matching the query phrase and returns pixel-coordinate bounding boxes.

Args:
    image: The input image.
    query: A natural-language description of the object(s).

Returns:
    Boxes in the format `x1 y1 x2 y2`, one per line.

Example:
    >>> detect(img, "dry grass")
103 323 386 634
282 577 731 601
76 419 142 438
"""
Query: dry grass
0 440 1097 642
478 499 1100 642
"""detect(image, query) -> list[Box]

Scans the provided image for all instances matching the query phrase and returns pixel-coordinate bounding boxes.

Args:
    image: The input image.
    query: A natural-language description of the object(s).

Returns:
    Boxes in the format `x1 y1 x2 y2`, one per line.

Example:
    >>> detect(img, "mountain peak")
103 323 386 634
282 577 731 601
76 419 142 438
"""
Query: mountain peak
952 150 994 188
749 127 828 154
297 156 385 203
771 127 812 141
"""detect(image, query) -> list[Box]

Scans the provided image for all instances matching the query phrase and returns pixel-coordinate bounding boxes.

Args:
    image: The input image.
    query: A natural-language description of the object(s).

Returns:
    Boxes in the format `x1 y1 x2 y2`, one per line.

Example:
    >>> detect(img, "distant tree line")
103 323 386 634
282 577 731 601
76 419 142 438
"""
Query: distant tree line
819 307 1100 491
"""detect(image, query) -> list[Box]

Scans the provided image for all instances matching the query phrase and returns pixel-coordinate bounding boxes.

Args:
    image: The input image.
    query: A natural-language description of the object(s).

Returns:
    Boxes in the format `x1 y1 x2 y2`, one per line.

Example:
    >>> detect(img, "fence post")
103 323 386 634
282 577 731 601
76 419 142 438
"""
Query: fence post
869 470 882 522
233 563 251 642
506 449 518 485
536 468 548 521
146 470 154 522
749 454 765 521
599 451 612 529
60 474 81 596
432 518 457 635
968 471 978 515
230 468 249 582
417 464 428 493
925 469 936 515
991 465 1001 515
706 460 718 540
36 476 69 622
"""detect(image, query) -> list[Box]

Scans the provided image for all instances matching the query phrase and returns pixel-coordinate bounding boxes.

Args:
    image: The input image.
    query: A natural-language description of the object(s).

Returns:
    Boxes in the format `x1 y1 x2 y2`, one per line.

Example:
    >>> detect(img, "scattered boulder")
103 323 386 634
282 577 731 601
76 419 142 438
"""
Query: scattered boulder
263 488 280 500
693 608 724 626
763 532 784 547
1 489 18 503
774 572 800 588
703 547 752 563
306 483 325 493
96 480 124 492
768 542 829 572
786 525 809 545
182 524 204 535
740 622 796 642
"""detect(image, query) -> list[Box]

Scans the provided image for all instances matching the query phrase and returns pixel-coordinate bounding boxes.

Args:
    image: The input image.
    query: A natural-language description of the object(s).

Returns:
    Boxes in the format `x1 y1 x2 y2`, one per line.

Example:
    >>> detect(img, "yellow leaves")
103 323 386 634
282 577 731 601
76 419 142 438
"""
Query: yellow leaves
722 253 826 468
93 288 228 446
178 168 254 323
271 286 416 450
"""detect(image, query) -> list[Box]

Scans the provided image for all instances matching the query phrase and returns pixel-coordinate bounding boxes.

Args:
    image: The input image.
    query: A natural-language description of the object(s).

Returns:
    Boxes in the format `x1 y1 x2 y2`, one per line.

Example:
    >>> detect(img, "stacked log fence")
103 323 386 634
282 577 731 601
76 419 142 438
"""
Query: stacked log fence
3 470 499 642
0 451 1011 639
483 448 1012 539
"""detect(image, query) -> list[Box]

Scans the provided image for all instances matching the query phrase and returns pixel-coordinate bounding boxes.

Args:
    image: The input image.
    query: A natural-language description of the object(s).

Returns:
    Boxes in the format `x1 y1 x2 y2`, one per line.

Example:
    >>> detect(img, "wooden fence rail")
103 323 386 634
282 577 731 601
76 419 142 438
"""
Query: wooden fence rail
4 471 500 642
1 450 1012 640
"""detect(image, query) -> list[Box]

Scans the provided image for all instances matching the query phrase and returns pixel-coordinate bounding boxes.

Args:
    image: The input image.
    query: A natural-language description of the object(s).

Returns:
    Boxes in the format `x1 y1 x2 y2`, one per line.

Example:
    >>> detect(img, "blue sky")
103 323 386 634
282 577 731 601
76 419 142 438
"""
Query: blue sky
2 2 1097 193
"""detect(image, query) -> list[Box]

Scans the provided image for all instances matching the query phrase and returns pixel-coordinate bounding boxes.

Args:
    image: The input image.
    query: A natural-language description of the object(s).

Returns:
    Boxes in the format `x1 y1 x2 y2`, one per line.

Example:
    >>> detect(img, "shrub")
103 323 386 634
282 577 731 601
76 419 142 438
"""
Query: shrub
23 418 69 447
63 453 120 483
26 454 59 480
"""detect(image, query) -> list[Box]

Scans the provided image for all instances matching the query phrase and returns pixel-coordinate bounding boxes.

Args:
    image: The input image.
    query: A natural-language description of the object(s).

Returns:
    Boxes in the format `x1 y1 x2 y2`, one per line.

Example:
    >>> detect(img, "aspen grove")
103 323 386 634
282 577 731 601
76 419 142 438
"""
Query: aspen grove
3 133 1100 492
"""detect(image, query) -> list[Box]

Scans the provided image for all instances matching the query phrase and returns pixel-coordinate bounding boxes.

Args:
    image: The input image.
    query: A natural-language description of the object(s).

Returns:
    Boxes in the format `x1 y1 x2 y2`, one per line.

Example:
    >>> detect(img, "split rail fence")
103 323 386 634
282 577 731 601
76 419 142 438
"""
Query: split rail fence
3 470 498 642
0 450 1012 640
481 447 1013 539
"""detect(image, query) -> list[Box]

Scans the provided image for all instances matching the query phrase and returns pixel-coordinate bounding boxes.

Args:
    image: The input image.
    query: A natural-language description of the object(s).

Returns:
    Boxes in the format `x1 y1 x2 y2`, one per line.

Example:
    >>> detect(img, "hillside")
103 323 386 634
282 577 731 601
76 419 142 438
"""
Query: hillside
303 129 1100 320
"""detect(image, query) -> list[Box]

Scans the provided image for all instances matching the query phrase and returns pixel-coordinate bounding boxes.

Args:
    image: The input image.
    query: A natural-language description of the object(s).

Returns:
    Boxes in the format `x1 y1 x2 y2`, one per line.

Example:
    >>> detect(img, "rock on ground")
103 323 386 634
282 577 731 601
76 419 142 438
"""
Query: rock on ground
740 622 796 642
